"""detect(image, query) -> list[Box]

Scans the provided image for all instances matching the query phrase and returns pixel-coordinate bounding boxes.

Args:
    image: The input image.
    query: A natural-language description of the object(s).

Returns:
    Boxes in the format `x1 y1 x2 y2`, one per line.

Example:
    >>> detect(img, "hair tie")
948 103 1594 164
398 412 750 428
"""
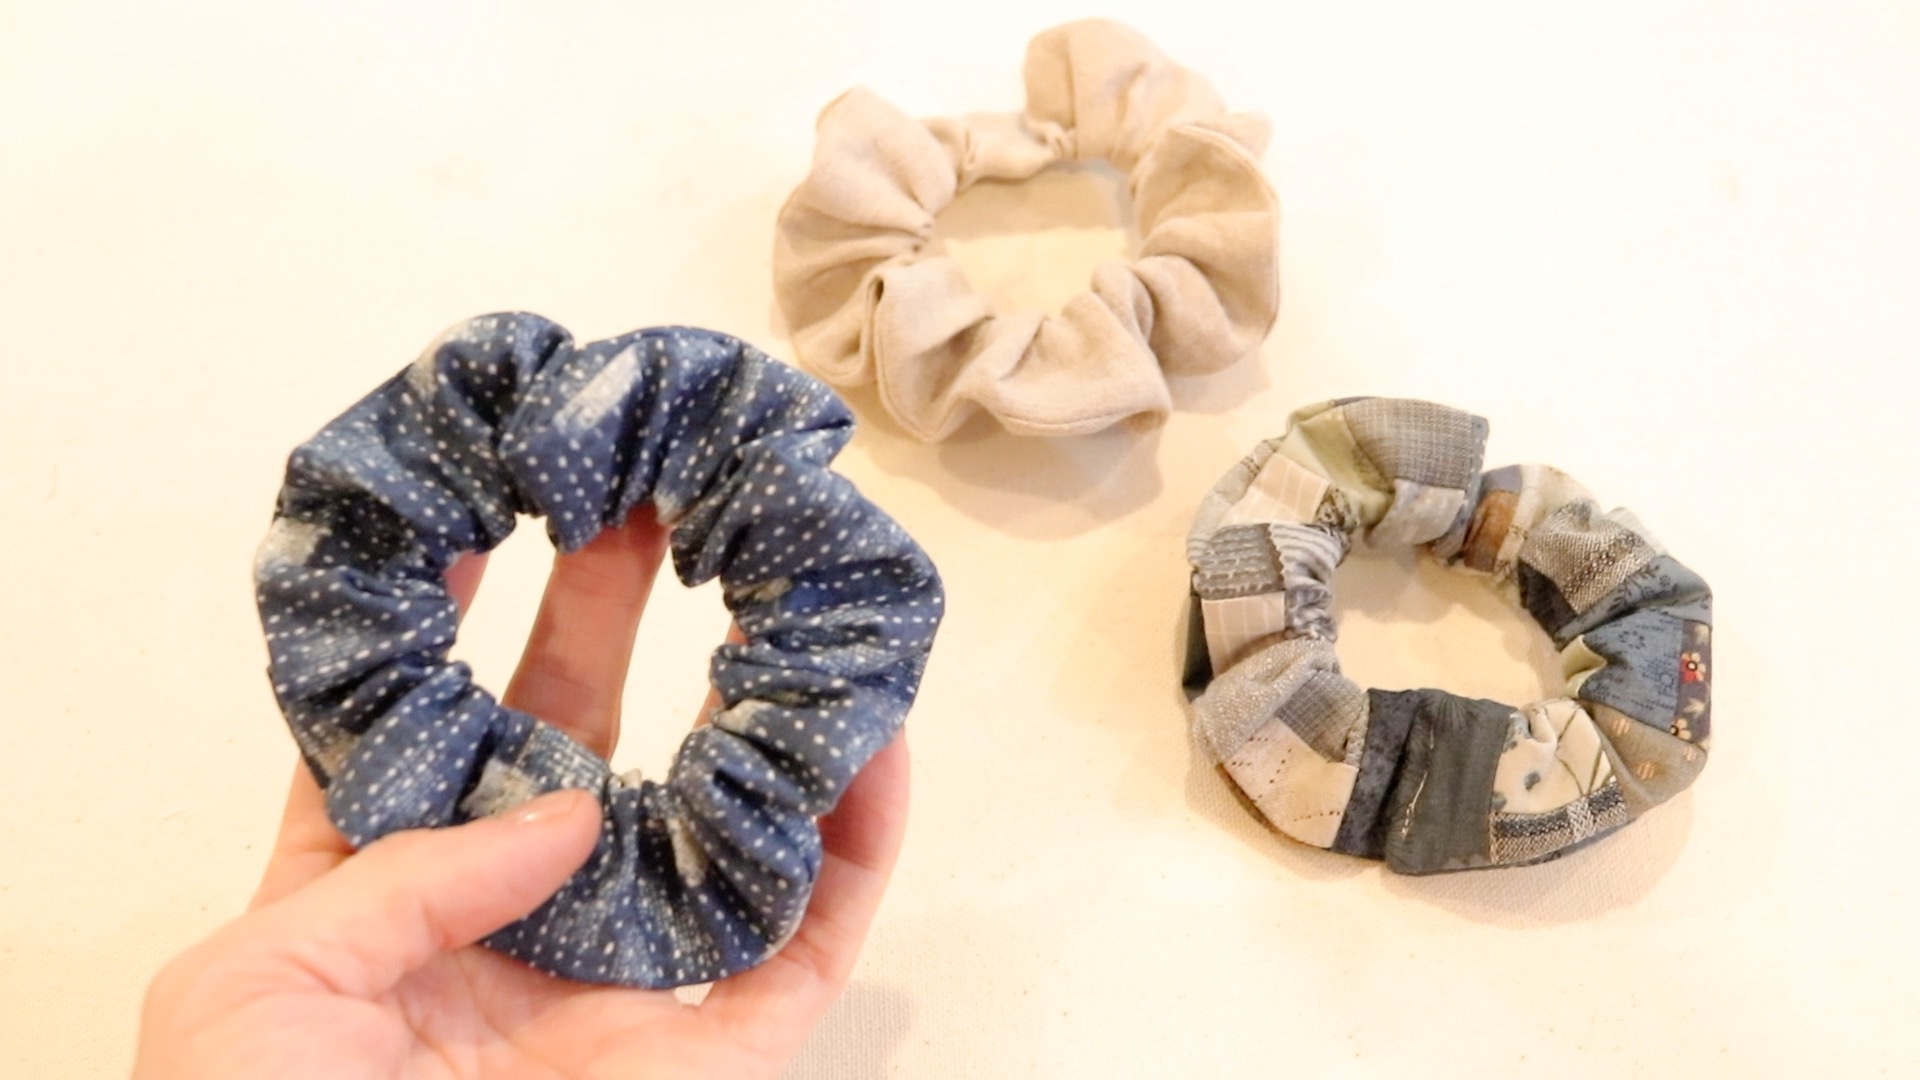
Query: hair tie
773 19 1279 441
255 314 944 987
1184 398 1711 873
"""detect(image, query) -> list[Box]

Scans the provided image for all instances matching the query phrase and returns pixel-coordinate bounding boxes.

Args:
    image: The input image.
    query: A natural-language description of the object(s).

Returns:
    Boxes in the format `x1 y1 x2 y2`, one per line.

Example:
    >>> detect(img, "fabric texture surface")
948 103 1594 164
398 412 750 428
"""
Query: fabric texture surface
255 313 944 987
772 18 1279 441
1185 398 1712 874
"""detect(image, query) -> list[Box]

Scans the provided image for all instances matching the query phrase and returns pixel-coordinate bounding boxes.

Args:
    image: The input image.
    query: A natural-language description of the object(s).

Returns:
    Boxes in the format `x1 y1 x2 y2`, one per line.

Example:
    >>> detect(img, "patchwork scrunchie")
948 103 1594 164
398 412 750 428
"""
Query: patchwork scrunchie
255 314 944 987
773 18 1279 441
1184 399 1712 873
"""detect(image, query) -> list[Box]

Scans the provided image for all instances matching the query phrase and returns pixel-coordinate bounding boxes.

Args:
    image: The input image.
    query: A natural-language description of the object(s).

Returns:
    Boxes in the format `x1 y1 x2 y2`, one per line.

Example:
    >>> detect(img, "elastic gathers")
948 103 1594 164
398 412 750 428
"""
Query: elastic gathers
256 314 944 986
774 19 1280 441
1185 398 1712 873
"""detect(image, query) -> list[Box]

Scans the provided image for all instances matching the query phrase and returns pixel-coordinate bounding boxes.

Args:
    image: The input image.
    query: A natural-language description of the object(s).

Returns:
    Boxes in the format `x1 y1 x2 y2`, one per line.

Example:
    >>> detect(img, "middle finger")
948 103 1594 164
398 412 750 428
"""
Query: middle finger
502 511 671 758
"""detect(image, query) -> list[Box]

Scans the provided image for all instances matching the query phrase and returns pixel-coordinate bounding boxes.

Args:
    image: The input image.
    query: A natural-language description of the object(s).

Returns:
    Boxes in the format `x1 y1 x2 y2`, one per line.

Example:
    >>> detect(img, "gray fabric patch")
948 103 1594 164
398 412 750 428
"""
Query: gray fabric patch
1193 523 1284 600
1277 670 1367 759
1331 689 1422 858
1606 506 1666 554
1342 399 1489 489
1427 470 1485 561
1489 781 1630 866
1520 499 1659 614
1181 590 1213 698
1479 465 1523 493
1381 690 1511 875
1557 554 1712 641
1187 440 1281 563
1577 608 1685 728
1191 637 1341 760
1518 563 1579 641
1268 522 1344 640
1593 704 1708 817
1371 479 1468 546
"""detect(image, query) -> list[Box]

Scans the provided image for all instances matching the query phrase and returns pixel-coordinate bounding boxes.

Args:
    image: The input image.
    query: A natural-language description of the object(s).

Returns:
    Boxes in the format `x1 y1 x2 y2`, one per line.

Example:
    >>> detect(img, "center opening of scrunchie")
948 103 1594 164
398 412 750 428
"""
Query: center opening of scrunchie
928 163 1138 317
1327 543 1565 709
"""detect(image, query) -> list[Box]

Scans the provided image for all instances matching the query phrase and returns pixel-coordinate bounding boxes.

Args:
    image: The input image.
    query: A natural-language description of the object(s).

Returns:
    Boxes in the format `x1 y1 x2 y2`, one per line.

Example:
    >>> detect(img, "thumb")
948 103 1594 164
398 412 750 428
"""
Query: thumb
238 788 603 999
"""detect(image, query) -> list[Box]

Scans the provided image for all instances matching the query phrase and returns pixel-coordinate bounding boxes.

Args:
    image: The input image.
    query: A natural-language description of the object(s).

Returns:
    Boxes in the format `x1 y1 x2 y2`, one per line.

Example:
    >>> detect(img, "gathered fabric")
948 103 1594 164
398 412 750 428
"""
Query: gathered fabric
256 314 944 987
774 18 1279 441
1184 398 1712 873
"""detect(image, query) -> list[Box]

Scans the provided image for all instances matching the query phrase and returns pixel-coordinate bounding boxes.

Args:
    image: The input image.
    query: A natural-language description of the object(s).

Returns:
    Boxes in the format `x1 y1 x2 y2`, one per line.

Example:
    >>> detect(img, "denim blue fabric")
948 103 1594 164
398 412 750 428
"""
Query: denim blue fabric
255 313 944 988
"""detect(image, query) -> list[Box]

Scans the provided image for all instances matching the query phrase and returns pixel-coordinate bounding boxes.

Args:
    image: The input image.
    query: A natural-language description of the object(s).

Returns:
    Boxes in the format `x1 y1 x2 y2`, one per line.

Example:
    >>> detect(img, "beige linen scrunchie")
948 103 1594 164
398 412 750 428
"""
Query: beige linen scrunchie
773 19 1280 441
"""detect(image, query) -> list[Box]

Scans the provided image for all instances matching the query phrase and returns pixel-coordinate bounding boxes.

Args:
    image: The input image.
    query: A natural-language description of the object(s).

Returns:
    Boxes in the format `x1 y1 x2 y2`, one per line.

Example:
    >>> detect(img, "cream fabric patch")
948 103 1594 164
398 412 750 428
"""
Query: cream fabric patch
1191 637 1341 760
1491 464 1594 585
1560 635 1608 694
1490 698 1615 816
1220 452 1330 528
1224 718 1360 847
1202 593 1290 675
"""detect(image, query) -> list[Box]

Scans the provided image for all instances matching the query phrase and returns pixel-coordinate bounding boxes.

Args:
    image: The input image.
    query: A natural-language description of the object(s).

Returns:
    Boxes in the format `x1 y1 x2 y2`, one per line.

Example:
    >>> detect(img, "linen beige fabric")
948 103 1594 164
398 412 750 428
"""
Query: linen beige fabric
773 19 1280 441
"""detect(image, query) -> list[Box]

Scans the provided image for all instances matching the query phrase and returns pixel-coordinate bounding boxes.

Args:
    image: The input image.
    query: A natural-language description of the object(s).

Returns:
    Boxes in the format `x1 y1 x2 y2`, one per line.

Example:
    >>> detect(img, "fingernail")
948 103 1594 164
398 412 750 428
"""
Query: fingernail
505 789 591 825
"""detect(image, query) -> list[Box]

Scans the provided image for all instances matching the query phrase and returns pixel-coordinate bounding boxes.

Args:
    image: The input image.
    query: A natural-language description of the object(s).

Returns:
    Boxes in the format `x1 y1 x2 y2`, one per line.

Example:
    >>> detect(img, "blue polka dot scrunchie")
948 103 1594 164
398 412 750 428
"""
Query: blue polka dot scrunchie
254 313 944 988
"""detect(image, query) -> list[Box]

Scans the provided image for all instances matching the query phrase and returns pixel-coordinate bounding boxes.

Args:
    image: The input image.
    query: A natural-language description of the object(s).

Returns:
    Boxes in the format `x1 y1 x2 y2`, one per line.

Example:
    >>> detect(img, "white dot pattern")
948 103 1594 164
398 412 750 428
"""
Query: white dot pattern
254 313 945 989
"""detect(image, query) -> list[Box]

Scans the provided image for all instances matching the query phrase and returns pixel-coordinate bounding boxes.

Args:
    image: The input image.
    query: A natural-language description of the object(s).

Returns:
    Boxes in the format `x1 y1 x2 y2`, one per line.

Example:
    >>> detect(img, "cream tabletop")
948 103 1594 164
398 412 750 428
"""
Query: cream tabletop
3 1 1915 1076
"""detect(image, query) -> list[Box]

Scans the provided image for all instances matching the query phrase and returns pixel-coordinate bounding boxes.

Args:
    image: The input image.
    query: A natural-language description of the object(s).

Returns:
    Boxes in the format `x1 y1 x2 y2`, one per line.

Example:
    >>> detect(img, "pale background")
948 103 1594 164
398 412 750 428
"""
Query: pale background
3 1 1916 1076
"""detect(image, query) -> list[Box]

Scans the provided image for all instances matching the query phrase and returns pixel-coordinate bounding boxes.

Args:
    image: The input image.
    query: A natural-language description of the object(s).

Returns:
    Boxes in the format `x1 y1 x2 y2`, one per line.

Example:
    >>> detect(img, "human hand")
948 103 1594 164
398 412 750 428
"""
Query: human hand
134 514 910 1078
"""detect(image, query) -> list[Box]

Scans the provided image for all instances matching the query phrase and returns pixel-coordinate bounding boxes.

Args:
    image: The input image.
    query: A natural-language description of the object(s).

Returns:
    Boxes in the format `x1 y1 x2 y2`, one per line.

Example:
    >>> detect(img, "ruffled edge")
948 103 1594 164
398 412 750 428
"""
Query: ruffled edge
1184 397 1712 873
256 315 944 986
773 18 1280 441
